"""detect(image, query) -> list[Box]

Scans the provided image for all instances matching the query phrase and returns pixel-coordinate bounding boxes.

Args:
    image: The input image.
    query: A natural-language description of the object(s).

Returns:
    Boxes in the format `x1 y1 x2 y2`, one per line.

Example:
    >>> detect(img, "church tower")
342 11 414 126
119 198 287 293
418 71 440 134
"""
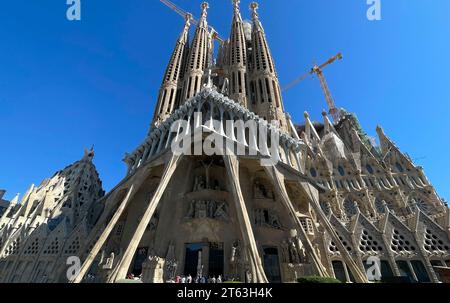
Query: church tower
151 14 192 128
228 0 249 107
181 2 212 103
248 2 287 130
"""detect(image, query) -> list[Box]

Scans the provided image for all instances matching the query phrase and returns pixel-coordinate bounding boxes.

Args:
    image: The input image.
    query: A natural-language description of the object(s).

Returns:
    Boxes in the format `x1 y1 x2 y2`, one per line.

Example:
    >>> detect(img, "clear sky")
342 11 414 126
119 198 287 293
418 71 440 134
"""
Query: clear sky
0 0 449 201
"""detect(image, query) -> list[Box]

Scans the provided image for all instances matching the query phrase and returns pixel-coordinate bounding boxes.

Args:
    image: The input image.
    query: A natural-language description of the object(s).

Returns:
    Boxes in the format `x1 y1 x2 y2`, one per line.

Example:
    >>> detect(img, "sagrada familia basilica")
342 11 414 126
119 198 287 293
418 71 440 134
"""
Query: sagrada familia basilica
0 1 449 283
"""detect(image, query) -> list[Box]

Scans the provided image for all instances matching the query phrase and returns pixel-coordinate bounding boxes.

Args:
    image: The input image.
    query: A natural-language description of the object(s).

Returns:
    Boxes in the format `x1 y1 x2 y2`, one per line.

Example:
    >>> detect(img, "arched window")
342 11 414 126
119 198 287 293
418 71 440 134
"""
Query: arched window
338 166 345 177
395 162 404 173
343 200 358 217
366 164 374 175
310 167 317 178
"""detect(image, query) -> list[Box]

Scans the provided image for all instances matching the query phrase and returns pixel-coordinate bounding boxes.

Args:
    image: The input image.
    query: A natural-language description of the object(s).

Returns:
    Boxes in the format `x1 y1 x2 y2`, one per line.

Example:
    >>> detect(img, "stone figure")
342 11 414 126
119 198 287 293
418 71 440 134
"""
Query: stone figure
214 202 229 221
149 214 159 231
269 212 281 229
230 241 241 263
193 176 200 192
196 200 208 218
208 200 215 218
245 267 253 283
186 200 195 218
254 180 268 199
281 240 290 263
221 78 229 95
185 200 228 220
103 252 114 270
314 244 322 262
288 239 300 264
194 176 206 191
98 250 105 266
230 241 241 279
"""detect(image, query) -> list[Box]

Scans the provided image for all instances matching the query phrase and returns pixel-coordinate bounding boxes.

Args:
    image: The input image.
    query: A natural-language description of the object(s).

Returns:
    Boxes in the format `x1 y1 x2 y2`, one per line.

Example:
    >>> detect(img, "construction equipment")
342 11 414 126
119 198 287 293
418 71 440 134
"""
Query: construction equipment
283 53 343 122
160 0 224 43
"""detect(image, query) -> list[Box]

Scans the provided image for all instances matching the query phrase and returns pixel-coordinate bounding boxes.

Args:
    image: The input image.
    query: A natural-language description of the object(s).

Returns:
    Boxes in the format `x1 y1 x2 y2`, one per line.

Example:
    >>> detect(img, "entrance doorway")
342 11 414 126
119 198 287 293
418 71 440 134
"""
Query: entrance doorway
184 243 203 277
263 247 281 283
209 243 224 277
132 247 148 276
184 243 224 277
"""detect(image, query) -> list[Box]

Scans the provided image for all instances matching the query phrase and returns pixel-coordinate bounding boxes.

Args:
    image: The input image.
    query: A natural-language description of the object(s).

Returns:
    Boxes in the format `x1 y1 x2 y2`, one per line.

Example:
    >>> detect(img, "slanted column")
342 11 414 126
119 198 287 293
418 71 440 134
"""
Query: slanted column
223 154 268 283
72 183 139 283
108 154 182 282
264 165 329 278
299 180 369 282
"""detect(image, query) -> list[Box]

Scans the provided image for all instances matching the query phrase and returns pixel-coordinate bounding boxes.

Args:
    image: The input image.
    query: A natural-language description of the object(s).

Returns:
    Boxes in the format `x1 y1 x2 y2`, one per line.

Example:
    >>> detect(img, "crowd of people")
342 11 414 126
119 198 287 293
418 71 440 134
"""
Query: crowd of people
171 275 224 284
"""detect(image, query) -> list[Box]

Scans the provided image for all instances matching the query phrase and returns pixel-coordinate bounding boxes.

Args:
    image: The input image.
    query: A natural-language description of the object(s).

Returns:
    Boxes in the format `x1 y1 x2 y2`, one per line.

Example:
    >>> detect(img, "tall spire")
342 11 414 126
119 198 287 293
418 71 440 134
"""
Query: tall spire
228 0 249 107
151 14 192 129
181 2 212 103
248 2 287 131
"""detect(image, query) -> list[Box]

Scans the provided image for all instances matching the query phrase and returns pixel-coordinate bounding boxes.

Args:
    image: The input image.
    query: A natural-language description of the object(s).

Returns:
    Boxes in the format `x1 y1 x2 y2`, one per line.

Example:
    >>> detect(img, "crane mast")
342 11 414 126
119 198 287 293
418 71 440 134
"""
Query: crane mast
160 0 224 43
283 53 343 122
313 66 340 121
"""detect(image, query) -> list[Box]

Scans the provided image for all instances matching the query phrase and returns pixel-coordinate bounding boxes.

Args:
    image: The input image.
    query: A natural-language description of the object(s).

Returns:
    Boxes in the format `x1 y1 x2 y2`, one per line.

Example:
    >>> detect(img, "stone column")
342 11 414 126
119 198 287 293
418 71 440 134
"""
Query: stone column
223 154 268 283
264 165 329 278
108 154 182 282
299 180 369 283
71 183 138 283
141 256 165 283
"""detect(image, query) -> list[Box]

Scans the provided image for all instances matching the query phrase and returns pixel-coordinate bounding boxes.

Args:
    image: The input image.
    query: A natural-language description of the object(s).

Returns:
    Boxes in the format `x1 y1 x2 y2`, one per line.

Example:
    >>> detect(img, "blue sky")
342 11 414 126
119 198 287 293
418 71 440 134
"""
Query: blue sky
0 0 449 201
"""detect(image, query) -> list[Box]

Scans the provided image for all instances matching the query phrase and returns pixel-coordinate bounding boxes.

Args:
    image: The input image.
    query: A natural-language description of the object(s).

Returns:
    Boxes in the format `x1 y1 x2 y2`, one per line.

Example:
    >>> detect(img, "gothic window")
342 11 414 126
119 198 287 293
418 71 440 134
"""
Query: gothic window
238 72 243 93
423 229 449 254
366 164 374 175
24 238 40 255
64 237 81 255
194 76 199 94
395 162 404 173
320 201 331 216
265 78 272 103
343 200 357 217
375 198 394 214
359 230 383 253
299 217 314 235
409 197 431 214
329 234 352 253
44 238 60 255
391 229 416 253
5 238 20 256
310 168 317 178
259 79 264 103
338 166 345 177
250 81 256 104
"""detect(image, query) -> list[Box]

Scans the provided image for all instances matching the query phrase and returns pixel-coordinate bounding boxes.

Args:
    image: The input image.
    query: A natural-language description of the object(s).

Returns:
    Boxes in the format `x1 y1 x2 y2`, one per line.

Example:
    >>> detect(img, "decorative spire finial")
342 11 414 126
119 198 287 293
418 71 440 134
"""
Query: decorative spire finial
83 147 95 161
233 0 241 12
250 2 259 20
185 12 193 24
201 2 209 18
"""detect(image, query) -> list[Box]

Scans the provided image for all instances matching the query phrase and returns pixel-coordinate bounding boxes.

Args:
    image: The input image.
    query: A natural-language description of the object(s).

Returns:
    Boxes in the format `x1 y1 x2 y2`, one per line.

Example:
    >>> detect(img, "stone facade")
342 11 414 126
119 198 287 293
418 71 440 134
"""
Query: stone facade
0 1 448 283
0 190 10 218
0 149 105 282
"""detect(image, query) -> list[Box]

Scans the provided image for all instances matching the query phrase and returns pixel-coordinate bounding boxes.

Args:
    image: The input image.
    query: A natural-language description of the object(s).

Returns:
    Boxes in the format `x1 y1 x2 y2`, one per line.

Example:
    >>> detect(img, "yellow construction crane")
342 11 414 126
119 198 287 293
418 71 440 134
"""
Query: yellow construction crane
283 53 343 122
160 0 224 43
